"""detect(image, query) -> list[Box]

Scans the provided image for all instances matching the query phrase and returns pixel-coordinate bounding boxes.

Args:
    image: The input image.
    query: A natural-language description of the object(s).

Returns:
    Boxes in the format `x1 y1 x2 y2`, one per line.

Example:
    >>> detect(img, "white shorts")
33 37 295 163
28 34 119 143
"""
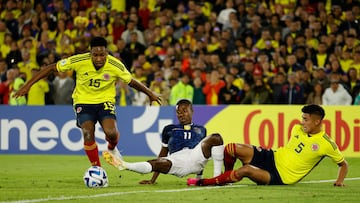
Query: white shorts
164 140 208 177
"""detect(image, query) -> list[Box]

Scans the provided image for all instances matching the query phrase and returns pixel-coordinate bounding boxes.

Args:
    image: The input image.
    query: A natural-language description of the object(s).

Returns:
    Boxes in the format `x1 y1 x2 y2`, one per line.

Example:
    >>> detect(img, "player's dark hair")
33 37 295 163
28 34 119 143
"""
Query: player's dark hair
176 99 192 106
90 36 107 49
301 104 325 120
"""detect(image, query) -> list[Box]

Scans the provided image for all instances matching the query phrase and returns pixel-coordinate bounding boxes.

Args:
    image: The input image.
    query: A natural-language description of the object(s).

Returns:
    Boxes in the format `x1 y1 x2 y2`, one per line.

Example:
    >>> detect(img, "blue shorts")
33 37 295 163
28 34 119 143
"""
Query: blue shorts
74 102 116 127
250 146 284 185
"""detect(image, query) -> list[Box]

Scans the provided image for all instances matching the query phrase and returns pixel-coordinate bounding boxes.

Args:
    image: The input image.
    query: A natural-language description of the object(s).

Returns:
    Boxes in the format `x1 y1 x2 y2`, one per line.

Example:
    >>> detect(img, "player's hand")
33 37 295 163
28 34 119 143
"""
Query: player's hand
139 180 155 184
333 182 345 187
149 93 162 106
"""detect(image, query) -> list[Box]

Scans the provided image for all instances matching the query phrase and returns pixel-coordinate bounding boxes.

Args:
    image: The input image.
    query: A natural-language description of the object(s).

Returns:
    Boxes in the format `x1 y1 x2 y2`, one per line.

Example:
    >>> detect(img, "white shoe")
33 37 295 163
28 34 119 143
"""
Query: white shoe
102 151 127 170
108 147 123 161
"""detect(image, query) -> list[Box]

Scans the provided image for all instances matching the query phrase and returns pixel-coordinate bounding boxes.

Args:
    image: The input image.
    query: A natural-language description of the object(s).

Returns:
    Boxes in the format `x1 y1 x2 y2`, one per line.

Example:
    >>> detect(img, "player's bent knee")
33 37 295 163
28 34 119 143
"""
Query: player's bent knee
239 165 253 176
209 133 223 145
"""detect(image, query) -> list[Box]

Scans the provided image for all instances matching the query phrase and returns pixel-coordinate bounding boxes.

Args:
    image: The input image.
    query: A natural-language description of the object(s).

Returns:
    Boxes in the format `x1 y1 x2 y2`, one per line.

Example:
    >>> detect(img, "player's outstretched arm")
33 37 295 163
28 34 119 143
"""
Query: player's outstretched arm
128 78 162 105
13 64 57 98
334 160 348 187
139 146 169 184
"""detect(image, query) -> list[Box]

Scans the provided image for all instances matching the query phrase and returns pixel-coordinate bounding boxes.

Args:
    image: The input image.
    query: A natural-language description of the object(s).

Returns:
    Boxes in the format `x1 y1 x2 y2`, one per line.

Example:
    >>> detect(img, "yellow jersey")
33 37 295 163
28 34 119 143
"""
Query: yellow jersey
274 124 344 184
27 80 49 105
56 53 132 105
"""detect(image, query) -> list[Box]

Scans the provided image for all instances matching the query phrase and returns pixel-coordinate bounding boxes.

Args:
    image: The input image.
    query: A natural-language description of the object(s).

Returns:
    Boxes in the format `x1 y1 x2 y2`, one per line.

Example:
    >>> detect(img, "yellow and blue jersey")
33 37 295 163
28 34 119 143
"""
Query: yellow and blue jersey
56 53 132 105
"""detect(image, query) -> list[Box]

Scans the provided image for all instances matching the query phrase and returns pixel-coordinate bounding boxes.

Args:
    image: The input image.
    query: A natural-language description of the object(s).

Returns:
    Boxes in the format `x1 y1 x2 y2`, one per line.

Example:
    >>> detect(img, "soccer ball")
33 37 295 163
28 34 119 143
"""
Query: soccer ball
83 166 109 188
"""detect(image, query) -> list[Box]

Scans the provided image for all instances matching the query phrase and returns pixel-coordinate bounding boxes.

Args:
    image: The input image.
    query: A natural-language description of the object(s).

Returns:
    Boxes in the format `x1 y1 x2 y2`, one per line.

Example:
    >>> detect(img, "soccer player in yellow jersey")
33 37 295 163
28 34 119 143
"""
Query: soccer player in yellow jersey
14 37 162 167
188 104 348 187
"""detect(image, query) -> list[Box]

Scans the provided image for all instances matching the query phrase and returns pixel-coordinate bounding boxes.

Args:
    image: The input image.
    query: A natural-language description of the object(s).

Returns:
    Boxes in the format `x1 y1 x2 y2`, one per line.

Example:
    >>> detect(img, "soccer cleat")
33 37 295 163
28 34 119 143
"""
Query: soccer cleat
187 178 200 186
102 151 126 170
108 147 124 161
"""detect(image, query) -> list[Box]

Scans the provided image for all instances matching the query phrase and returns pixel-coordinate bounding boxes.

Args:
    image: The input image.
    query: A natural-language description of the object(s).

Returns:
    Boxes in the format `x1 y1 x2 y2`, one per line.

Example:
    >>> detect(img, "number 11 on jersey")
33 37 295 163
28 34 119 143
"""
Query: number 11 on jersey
184 132 192 139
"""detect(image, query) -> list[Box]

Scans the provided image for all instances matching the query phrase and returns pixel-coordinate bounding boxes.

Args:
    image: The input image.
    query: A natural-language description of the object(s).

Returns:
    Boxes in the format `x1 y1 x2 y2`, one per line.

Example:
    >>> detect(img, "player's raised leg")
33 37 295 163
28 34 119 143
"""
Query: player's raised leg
103 151 171 175
101 113 123 161
103 151 127 170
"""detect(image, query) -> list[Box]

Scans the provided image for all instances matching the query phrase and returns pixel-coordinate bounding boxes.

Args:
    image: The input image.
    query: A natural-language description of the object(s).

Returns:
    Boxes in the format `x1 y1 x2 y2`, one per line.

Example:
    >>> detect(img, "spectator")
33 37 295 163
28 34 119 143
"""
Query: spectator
284 54 305 73
203 69 225 105
71 15 91 50
344 67 360 102
99 26 117 53
17 49 38 82
160 56 173 83
27 68 49 105
339 10 360 36
254 28 272 51
169 73 194 105
306 83 324 105
149 71 170 106
354 92 360 105
279 72 305 104
159 25 178 46
298 70 313 100
322 73 353 105
116 80 135 106
52 71 74 105
325 58 346 76
350 51 360 74
0 68 16 104
219 73 241 104
311 42 329 68
124 32 146 67
228 64 245 90
6 40 23 69
115 38 132 69
121 20 145 46
270 71 287 104
339 49 354 73
0 59 8 82
311 67 330 89
111 12 126 44
138 1 151 30
213 38 231 66
131 65 147 84
132 81 150 106
217 0 236 29
241 78 271 104
192 76 206 105
266 14 282 36
9 69 26 106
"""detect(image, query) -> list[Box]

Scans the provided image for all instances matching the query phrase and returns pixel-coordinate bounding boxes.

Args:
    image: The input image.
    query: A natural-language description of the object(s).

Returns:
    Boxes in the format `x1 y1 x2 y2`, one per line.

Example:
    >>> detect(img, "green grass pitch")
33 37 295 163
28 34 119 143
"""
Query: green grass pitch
0 155 359 203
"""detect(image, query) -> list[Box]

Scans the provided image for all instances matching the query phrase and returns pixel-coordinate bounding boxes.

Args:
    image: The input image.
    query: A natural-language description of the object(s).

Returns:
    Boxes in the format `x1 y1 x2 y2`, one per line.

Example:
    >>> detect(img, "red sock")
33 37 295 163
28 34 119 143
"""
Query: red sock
106 133 119 150
202 170 241 186
224 143 237 171
84 141 100 166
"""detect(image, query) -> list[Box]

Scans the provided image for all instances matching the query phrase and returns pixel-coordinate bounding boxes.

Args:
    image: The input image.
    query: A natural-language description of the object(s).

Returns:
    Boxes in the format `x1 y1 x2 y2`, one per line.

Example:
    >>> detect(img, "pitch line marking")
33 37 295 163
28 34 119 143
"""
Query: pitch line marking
2 177 360 203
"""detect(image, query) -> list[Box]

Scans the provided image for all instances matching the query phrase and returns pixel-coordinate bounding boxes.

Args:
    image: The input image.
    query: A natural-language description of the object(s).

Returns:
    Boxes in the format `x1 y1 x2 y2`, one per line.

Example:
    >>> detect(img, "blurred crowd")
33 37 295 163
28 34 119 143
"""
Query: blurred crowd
0 0 360 106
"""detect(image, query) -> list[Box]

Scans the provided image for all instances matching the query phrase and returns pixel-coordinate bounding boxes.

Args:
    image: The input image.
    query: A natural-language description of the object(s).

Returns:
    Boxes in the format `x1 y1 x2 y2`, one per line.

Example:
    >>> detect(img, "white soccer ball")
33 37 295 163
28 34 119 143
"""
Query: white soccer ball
83 166 109 188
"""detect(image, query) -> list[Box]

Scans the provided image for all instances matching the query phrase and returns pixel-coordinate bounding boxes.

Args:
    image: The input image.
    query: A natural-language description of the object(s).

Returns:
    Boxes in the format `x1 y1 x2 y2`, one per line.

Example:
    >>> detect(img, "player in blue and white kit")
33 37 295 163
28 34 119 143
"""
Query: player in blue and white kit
103 99 224 184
